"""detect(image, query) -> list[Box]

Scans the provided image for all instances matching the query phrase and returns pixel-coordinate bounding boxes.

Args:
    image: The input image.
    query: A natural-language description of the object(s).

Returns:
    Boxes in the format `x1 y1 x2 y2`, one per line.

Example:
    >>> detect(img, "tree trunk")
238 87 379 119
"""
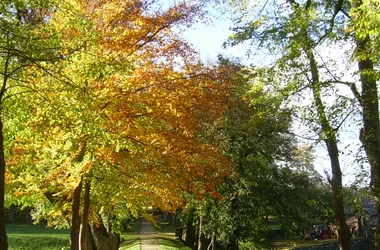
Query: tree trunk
207 234 216 250
85 224 96 250
305 47 351 250
80 180 91 250
196 216 212 250
89 221 112 250
109 233 120 250
197 216 204 250
103 214 120 250
70 179 83 250
25 207 32 224
355 32 380 249
0 118 8 250
327 138 352 249
182 220 196 248
8 205 14 224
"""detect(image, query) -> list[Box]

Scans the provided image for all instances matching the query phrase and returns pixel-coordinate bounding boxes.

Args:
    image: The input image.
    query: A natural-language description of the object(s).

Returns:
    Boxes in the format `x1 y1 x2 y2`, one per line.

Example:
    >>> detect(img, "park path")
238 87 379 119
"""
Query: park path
140 218 159 250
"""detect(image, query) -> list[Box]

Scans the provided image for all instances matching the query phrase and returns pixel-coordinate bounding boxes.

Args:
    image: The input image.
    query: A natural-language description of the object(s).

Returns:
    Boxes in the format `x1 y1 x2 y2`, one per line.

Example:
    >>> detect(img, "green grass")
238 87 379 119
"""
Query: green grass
155 221 190 250
6 224 70 250
272 239 339 249
119 220 141 250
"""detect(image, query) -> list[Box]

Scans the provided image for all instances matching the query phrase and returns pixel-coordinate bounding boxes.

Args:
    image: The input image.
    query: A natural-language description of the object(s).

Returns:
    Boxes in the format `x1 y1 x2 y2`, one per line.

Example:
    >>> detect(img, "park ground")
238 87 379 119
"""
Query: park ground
6 218 192 250
6 219 340 250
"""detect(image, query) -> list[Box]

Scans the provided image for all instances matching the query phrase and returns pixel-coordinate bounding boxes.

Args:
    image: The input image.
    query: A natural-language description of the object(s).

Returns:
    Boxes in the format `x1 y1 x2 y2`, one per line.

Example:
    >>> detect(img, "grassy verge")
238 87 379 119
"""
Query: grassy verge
272 239 339 249
119 220 141 250
155 220 190 250
6 224 70 250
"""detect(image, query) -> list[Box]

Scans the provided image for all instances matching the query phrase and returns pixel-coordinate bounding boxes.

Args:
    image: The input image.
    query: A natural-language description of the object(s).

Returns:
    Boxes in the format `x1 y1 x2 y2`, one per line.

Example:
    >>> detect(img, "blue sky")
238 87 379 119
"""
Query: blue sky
182 14 244 60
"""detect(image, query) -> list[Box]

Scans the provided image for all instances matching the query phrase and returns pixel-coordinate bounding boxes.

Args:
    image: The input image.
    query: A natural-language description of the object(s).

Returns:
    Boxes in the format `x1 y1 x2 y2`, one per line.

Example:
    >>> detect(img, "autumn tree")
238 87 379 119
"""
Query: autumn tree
0 1 89 248
6 0 235 249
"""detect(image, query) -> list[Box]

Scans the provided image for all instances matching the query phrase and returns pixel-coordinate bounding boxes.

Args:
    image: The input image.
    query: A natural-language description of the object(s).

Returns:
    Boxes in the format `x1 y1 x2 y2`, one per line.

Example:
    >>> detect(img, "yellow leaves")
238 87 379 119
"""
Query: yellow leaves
5 0 239 223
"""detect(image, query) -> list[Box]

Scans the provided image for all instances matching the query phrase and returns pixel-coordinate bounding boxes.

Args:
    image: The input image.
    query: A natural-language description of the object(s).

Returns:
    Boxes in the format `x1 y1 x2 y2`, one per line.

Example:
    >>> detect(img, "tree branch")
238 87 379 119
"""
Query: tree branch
333 108 355 131
0 32 11 101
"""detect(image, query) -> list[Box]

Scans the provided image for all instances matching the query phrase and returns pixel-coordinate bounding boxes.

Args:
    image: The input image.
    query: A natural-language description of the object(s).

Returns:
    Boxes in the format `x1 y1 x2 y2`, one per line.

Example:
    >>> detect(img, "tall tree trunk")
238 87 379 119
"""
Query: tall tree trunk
70 178 83 250
0 118 8 250
207 234 216 250
197 216 203 250
103 214 120 250
182 220 196 248
80 180 91 250
8 205 14 224
109 233 120 250
305 47 351 250
89 220 112 250
355 35 380 248
84 224 95 250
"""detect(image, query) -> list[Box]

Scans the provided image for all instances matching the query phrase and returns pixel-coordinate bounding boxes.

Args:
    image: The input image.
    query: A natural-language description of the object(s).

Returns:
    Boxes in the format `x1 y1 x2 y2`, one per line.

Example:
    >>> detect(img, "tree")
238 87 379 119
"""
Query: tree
226 0 380 247
224 1 357 248
0 1 88 248
178 64 334 249
5 0 236 249
349 0 380 246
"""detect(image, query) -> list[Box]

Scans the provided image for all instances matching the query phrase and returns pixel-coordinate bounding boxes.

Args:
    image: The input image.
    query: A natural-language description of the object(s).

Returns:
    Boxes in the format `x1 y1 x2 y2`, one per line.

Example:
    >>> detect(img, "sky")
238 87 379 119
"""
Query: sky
177 3 365 186
181 12 246 61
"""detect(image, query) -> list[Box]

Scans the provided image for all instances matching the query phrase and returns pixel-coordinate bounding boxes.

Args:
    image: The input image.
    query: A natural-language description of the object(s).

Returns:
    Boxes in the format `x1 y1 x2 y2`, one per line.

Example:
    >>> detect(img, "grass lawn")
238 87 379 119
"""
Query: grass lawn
6 224 70 250
6 219 186 250
119 220 141 250
272 239 339 249
155 220 190 250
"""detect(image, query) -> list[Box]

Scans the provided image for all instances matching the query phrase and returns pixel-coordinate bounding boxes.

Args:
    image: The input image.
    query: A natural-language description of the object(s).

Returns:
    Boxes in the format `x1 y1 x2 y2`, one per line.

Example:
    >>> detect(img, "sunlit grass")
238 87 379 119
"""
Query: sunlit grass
272 239 339 249
155 220 190 250
6 224 70 250
119 220 141 250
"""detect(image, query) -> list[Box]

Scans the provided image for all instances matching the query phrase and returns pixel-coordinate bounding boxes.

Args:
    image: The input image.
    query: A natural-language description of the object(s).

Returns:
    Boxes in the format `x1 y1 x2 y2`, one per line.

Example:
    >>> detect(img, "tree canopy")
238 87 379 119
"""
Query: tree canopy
1 0 379 249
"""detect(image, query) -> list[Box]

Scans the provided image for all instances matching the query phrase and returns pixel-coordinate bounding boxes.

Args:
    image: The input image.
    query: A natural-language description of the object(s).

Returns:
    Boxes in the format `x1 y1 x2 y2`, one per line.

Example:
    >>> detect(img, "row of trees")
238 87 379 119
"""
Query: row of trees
1 0 379 250
0 0 237 249
174 64 334 249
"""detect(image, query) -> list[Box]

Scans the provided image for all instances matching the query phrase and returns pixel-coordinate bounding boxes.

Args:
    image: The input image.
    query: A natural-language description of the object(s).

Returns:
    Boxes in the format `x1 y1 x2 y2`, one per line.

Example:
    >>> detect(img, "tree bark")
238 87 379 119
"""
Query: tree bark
305 47 352 250
70 178 83 250
109 233 120 250
80 180 91 250
89 220 112 250
103 214 120 250
84 224 95 250
182 220 196 248
0 118 8 250
197 216 204 250
355 35 380 249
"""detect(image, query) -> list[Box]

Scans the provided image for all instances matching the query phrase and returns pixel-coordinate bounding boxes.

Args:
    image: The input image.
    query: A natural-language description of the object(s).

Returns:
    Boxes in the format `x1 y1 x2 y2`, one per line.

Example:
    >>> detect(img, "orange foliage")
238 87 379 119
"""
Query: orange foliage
7 0 237 217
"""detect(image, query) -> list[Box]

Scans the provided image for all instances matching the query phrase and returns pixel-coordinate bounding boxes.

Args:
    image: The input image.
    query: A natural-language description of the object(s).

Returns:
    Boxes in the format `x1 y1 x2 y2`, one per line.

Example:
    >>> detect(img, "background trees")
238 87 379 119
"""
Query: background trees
177 65 334 249
224 0 380 248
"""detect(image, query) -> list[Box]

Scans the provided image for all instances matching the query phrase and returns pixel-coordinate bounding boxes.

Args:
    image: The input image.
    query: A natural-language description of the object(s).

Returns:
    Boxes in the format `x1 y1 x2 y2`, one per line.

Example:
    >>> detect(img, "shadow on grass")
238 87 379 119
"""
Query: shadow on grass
272 239 339 249
119 220 141 250
155 221 190 250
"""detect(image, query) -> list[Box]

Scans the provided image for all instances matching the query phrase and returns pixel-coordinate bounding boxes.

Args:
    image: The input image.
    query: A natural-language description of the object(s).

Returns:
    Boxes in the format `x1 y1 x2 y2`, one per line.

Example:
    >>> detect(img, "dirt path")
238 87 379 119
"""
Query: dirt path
140 218 159 250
